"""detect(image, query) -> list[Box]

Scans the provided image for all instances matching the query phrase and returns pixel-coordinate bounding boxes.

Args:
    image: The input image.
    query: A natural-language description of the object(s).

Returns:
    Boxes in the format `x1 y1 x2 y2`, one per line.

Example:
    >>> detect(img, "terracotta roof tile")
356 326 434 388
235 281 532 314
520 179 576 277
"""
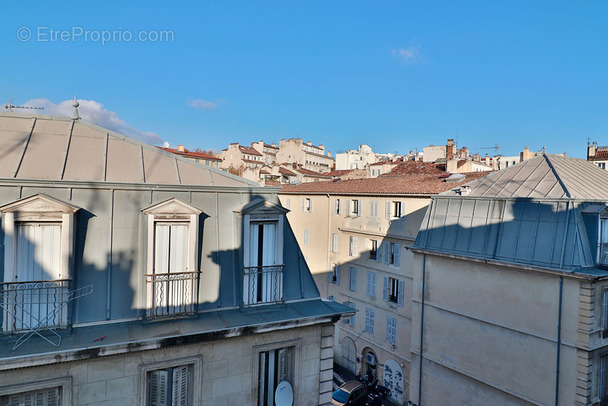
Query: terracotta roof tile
325 169 353 177
157 147 221 161
381 161 444 176
280 172 488 196
239 145 263 156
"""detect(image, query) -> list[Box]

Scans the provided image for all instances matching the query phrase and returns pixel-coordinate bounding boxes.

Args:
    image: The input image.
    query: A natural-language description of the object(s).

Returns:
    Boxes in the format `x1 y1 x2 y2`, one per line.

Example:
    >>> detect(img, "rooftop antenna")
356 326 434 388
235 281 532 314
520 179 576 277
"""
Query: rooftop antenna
4 98 45 112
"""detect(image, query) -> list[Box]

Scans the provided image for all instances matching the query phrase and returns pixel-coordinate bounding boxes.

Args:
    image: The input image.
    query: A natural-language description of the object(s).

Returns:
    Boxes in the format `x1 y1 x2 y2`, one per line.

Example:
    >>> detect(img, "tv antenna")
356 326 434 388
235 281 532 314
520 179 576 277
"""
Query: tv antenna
4 99 45 112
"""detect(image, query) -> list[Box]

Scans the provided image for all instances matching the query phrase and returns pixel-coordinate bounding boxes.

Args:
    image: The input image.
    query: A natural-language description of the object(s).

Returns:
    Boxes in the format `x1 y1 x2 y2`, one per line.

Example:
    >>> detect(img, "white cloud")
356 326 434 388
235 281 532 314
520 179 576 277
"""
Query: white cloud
22 98 162 144
188 99 218 110
391 47 420 64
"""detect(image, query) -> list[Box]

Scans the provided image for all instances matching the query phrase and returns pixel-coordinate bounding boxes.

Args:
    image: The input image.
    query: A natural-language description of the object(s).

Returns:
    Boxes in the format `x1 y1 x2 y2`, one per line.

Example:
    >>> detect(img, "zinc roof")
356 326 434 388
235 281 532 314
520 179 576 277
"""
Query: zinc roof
442 154 608 200
0 112 256 187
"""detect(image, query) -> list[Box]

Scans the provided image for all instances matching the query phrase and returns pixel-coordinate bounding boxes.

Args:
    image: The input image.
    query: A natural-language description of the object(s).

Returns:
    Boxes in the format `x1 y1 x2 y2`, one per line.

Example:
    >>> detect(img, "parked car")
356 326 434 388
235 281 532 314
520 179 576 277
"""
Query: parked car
365 384 390 406
332 380 368 406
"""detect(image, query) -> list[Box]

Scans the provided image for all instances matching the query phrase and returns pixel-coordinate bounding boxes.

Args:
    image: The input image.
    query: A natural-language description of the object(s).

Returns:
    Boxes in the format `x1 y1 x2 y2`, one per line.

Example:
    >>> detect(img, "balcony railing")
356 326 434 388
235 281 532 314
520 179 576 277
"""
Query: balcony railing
146 271 198 320
243 265 284 305
1 279 70 333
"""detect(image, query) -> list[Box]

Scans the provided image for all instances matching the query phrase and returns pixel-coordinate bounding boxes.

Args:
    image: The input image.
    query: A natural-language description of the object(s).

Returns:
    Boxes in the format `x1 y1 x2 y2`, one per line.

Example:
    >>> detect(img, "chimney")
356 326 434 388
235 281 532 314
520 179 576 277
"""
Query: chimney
177 145 185 152
447 139 454 160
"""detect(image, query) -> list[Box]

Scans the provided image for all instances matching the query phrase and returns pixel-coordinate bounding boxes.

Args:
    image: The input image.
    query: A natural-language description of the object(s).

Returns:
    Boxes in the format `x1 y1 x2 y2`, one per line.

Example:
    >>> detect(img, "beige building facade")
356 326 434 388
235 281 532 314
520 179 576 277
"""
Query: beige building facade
410 155 608 406
279 172 481 404
276 138 334 173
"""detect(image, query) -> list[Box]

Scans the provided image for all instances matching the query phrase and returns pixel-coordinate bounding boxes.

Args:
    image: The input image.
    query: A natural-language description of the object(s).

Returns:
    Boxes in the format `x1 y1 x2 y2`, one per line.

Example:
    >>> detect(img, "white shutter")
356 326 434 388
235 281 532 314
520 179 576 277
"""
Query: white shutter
328 263 332 283
398 280 405 306
340 199 344 214
346 200 351 216
277 348 290 383
258 352 267 406
336 265 340 285
400 201 405 217
349 267 357 291
332 234 338 252
309 199 312 212
172 365 190 406
385 201 391 219
383 276 389 301
303 229 309 246
301 198 305 212
149 370 169 406
393 243 400 266
376 242 382 263
384 243 390 264
335 199 339 214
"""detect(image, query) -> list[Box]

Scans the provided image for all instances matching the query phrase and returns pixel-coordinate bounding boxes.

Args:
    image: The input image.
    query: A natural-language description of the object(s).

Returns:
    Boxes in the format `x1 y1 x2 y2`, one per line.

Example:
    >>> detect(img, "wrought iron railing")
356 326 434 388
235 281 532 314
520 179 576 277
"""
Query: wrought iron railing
146 271 198 319
243 265 284 305
1 279 70 332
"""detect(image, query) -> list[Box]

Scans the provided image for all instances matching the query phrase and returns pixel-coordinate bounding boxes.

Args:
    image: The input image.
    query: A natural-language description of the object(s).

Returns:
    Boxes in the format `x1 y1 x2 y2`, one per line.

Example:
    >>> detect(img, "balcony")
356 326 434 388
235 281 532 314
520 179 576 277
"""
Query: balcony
146 271 198 320
1 279 70 333
243 265 284 305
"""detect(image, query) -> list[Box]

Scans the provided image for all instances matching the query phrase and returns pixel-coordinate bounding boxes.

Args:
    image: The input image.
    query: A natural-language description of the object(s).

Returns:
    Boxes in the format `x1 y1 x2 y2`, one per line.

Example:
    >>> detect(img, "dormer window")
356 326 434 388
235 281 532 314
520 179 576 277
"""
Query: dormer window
0 194 79 339
600 218 608 265
237 200 288 305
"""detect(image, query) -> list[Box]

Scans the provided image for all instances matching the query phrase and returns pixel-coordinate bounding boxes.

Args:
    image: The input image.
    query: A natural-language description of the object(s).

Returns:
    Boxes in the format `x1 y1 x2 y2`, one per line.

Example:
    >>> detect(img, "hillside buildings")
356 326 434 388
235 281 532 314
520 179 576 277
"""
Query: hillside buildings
0 111 351 406
335 144 378 170
279 163 486 404
411 155 608 405
588 141 608 170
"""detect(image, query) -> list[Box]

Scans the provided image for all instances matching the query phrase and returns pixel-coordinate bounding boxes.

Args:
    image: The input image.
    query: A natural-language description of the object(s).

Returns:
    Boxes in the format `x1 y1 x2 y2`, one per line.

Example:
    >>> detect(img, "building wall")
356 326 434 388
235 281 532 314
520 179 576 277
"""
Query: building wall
0 324 334 406
409 253 582 406
279 192 432 404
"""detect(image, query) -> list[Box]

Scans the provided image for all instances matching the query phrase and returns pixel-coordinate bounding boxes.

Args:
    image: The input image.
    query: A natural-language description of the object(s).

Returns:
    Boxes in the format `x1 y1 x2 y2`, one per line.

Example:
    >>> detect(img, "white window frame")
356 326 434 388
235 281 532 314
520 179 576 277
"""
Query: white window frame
328 263 340 285
139 356 202 406
335 198 342 215
302 198 312 213
142 198 202 317
0 377 72 406
332 233 339 253
253 340 300 406
384 276 404 306
369 239 378 260
0 194 79 333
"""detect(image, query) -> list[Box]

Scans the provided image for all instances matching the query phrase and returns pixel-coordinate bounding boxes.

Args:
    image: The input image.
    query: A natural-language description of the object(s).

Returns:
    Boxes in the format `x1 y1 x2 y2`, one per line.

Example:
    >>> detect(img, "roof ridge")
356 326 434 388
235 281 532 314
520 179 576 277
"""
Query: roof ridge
543 154 571 198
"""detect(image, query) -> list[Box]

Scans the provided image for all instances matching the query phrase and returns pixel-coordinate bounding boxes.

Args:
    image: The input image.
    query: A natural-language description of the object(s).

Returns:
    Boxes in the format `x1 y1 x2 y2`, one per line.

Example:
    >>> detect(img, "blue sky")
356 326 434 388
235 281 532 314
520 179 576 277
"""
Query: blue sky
2 1 607 159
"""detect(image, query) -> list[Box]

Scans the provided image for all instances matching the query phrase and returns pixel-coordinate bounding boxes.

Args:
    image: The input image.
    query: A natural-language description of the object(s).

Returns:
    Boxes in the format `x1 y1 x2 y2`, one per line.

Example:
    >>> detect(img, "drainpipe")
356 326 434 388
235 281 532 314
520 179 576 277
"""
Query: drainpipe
555 200 571 406
417 253 426 406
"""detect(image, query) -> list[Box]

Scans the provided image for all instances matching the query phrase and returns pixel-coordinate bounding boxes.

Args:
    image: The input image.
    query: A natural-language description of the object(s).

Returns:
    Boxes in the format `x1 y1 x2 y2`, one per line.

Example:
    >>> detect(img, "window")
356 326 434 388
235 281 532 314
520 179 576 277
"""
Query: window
386 201 404 219
383 276 404 306
303 229 309 246
302 198 312 213
241 200 287 305
369 200 378 218
258 347 294 406
349 236 358 257
0 386 62 406
343 301 356 326
369 240 378 260
140 357 201 406
143 198 202 319
349 267 357 291
0 194 79 337
335 199 342 215
348 199 360 217
386 317 397 345
332 234 339 253
285 198 290 210
365 308 375 335
328 263 340 285
383 242 400 266
366 272 376 297
600 218 608 265
601 354 608 402
147 364 193 406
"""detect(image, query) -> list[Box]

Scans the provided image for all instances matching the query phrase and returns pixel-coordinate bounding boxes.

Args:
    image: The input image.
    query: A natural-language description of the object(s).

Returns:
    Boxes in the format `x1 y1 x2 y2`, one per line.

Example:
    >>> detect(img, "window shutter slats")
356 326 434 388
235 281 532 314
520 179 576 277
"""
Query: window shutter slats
383 276 389 301
398 280 405 306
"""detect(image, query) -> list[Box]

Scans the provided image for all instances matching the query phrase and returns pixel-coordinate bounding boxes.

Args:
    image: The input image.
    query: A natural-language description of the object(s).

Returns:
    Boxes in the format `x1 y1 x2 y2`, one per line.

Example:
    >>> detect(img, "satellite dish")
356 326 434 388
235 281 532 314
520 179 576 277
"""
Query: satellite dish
275 381 293 406
163 141 170 148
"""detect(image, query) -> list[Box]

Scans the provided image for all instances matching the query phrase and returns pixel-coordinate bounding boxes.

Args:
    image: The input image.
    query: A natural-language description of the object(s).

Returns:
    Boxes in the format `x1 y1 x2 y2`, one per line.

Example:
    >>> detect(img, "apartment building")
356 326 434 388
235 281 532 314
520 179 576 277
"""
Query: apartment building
335 144 378 170
410 155 608 406
279 167 484 404
0 111 351 406
588 141 608 170
276 138 334 173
